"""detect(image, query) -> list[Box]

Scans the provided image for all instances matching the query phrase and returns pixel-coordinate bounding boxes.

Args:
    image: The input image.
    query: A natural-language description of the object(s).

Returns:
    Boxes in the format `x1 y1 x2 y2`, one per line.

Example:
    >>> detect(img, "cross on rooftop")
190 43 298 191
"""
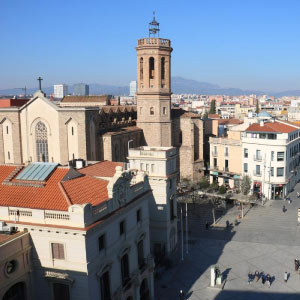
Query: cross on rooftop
37 77 43 90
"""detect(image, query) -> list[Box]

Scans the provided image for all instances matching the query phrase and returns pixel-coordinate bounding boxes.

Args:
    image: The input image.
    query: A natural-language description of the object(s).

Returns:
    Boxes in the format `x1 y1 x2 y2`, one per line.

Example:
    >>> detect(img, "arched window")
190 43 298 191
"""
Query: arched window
150 107 154 115
161 57 165 80
35 121 49 162
140 57 143 80
149 57 155 79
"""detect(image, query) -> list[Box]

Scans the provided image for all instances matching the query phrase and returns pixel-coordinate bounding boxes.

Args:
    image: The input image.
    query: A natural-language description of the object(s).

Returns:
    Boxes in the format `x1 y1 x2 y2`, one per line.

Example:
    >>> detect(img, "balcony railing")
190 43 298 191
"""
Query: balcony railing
211 165 219 171
253 155 263 162
253 170 262 177
211 151 218 157
223 167 229 172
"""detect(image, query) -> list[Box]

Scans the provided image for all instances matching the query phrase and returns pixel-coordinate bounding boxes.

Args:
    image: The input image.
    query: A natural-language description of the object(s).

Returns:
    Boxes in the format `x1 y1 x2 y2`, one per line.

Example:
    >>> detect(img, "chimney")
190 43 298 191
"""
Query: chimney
260 120 264 127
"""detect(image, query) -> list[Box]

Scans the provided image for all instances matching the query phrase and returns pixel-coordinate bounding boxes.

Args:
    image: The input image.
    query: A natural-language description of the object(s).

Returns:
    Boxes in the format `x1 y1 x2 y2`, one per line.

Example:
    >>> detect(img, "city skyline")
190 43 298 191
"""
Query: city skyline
1 0 300 91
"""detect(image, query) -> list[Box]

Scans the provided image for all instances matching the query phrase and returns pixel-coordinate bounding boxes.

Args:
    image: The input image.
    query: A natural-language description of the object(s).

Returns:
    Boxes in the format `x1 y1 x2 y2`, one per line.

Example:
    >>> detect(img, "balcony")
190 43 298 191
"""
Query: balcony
253 170 262 177
211 165 219 171
253 155 263 162
223 167 229 172
211 151 218 157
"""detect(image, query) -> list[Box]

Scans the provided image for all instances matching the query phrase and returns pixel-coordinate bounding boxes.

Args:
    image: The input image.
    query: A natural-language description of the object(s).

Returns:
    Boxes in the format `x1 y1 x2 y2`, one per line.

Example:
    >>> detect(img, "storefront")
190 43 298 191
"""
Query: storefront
253 181 262 196
271 184 285 200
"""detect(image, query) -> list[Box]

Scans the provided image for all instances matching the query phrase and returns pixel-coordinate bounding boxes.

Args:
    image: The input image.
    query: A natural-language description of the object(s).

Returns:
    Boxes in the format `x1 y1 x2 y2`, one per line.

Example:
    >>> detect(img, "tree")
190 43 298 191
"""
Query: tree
209 100 216 114
255 99 260 114
241 175 251 195
202 110 209 120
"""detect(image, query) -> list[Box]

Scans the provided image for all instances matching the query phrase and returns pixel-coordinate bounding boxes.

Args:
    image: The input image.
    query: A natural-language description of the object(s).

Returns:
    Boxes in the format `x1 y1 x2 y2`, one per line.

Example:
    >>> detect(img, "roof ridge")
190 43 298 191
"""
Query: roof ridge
58 181 73 206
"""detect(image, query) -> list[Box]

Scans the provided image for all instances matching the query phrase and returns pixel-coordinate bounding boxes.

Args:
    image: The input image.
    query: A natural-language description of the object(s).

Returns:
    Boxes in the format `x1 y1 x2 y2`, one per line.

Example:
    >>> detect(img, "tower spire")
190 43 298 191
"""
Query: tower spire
149 11 160 37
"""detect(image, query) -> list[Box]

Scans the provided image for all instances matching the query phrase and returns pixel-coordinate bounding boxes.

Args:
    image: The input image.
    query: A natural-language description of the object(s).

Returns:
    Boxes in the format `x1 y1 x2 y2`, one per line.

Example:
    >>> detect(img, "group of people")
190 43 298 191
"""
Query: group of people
248 271 273 287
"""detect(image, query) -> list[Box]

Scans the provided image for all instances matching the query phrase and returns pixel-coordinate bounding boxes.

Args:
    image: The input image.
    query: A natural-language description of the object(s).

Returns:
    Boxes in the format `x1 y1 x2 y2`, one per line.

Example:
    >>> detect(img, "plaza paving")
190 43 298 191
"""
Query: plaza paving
155 185 300 300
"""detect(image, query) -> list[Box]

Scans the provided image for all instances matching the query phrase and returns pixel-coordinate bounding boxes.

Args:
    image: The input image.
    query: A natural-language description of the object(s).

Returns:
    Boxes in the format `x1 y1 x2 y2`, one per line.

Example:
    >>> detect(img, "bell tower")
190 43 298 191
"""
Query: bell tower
136 14 172 147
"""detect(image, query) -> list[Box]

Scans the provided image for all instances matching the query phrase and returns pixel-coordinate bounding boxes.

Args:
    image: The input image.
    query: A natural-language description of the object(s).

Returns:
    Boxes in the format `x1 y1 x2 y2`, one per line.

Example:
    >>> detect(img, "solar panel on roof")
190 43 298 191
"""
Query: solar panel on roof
16 163 58 181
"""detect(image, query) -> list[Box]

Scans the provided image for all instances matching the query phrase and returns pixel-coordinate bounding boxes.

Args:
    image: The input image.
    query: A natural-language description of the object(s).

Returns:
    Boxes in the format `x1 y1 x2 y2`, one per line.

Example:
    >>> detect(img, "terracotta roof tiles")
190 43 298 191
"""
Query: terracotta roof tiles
78 161 123 177
246 122 297 133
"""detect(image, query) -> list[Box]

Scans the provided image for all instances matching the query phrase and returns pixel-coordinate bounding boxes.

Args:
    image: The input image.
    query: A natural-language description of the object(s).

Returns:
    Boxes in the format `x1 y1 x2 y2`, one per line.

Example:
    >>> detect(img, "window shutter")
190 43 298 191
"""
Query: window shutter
52 243 59 259
58 244 65 260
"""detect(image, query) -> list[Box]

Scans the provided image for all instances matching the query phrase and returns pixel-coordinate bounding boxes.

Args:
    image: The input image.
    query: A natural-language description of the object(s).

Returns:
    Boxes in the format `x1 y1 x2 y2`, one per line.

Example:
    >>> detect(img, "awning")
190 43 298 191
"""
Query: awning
233 175 240 179
212 171 218 176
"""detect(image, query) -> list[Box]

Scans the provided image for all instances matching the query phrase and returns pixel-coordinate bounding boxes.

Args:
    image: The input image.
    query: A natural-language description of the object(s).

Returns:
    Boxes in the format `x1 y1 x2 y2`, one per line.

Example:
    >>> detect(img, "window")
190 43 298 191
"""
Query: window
225 147 229 156
271 151 274 161
277 167 284 177
256 165 261 175
52 283 70 300
51 243 65 260
150 107 154 115
271 167 274 177
136 209 141 223
244 148 248 158
140 57 143 80
98 234 105 252
256 150 261 160
161 57 165 80
6 126 8 134
213 158 217 167
277 152 284 161
146 164 149 172
120 220 125 235
151 164 155 173
244 163 248 173
149 57 155 79
163 107 167 115
8 151 10 160
138 240 144 269
140 107 142 115
71 126 74 136
35 121 49 162
100 271 111 300
121 254 130 287
140 163 144 170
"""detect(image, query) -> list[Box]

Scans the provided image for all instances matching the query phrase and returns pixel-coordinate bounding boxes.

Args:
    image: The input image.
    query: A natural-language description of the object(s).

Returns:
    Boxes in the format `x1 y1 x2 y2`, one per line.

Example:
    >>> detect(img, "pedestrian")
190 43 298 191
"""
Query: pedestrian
255 270 259 282
179 290 185 300
266 274 271 288
226 220 230 228
248 272 252 284
205 222 209 230
261 272 265 284
284 271 288 282
282 205 286 213
295 259 299 271
297 192 300 198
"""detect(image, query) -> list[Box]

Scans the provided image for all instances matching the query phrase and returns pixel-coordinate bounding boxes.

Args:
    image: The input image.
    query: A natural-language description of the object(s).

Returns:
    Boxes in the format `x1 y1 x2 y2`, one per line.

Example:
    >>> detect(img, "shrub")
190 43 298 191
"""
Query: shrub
210 182 219 192
241 175 251 195
219 185 227 194
198 177 210 189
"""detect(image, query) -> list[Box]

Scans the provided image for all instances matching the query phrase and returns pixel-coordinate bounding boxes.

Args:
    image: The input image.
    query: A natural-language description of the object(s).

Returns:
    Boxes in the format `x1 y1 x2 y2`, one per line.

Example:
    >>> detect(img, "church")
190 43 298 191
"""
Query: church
0 18 205 183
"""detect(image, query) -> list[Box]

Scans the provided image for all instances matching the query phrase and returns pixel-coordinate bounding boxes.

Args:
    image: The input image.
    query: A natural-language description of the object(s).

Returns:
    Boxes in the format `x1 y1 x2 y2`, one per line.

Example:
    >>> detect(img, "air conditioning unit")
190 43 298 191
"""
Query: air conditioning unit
0 221 16 234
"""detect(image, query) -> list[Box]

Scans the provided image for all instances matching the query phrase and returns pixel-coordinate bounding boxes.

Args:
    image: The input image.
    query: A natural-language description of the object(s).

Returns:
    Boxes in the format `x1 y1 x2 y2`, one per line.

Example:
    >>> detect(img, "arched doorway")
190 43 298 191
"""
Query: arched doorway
3 282 26 300
140 279 150 300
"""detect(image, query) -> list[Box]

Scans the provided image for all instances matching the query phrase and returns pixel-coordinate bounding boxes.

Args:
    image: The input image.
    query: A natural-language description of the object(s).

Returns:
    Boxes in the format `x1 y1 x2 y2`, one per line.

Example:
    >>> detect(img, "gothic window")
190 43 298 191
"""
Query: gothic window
150 107 154 115
140 57 143 81
35 121 49 162
161 57 165 80
149 57 155 79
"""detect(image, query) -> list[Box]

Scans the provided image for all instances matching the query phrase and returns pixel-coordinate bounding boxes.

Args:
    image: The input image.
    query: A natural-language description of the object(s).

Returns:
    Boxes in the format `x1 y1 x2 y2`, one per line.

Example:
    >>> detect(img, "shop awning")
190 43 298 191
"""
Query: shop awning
233 175 240 179
212 171 218 176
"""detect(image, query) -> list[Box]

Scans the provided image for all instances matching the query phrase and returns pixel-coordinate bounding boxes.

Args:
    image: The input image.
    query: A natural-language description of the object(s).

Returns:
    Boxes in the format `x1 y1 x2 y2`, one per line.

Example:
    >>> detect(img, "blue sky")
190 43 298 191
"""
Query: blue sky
1 0 300 92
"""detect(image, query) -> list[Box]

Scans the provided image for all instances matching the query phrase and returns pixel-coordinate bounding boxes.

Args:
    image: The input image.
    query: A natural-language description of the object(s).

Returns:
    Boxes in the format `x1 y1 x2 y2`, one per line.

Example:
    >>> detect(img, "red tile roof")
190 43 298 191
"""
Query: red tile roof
218 119 243 125
246 122 297 133
208 114 220 119
78 161 123 177
0 165 111 211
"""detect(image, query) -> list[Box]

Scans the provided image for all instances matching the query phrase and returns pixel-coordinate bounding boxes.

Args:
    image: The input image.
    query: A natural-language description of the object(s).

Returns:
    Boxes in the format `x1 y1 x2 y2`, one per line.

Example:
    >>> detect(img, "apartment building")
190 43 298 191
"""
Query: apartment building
209 130 242 188
242 120 300 199
0 161 154 300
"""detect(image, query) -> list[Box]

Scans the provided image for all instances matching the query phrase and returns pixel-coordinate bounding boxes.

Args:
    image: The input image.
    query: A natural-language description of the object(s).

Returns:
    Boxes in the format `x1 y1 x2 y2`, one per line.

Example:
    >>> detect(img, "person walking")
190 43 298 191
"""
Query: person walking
295 259 299 271
284 272 288 283
248 272 252 284
283 205 286 213
254 270 259 282
266 274 271 288
179 290 185 300
261 272 266 284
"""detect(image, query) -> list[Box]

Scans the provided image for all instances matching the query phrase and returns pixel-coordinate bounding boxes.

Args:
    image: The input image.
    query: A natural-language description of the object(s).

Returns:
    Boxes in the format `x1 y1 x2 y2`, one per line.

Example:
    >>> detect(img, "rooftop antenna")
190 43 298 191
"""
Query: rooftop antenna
149 11 160 37
14 87 27 97
37 76 43 91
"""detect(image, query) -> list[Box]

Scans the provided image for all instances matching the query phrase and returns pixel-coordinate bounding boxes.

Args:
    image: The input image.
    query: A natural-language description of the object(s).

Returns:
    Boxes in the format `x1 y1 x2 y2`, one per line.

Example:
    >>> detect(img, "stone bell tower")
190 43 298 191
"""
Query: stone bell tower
136 14 172 147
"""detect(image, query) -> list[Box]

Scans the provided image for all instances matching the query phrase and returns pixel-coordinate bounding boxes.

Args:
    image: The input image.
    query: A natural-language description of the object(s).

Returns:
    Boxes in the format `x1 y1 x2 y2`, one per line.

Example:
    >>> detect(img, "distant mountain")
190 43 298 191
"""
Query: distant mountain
171 76 263 96
0 77 299 97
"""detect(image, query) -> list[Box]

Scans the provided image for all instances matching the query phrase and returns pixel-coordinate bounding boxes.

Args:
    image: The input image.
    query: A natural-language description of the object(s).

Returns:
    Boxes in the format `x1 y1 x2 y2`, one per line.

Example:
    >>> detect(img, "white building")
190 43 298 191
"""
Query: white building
129 81 137 97
128 146 178 262
242 119 300 199
0 161 154 300
54 84 68 99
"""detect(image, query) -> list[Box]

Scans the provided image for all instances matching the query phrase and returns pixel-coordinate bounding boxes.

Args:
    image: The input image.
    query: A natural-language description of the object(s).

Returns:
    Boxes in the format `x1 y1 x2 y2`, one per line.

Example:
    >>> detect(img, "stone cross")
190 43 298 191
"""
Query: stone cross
37 77 43 90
